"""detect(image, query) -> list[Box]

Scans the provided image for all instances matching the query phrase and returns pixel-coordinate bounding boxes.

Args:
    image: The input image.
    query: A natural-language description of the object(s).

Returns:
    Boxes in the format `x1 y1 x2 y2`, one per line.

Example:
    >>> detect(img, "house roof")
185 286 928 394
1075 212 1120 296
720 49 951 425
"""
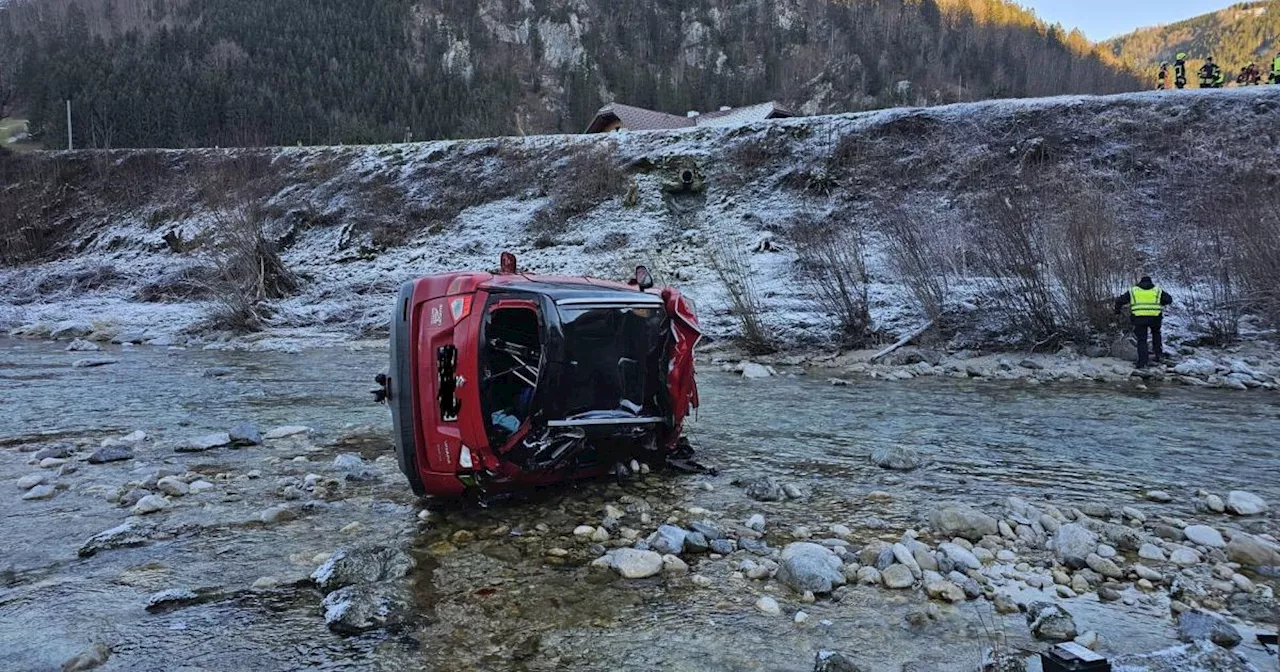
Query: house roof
585 103 694 133
584 101 796 133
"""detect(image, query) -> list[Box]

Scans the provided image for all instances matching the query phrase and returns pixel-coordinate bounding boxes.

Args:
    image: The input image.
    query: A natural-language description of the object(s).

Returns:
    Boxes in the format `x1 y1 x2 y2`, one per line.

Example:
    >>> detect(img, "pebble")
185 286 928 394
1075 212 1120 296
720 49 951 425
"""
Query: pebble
1138 543 1166 561
1225 490 1268 516
39 457 67 468
1145 490 1173 503
754 595 781 616
263 425 312 440
132 495 170 515
1184 525 1225 548
340 522 364 534
252 576 280 589
746 514 766 532
258 506 297 524
856 566 881 585
829 524 851 537
573 525 596 537
691 575 713 588
17 472 49 490
1170 547 1202 566
1121 506 1146 522
87 445 134 464
590 527 610 543
1074 631 1099 650
995 549 1017 562
22 484 56 500
189 480 214 494
881 564 915 588
156 477 189 497
794 610 809 624
1202 494 1226 513
661 554 689 576
1095 544 1117 559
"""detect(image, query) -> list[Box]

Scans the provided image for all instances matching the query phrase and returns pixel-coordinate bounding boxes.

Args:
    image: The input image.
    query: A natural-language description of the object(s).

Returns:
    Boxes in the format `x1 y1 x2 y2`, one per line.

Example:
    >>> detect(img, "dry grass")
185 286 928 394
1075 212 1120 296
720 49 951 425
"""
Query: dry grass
880 208 951 322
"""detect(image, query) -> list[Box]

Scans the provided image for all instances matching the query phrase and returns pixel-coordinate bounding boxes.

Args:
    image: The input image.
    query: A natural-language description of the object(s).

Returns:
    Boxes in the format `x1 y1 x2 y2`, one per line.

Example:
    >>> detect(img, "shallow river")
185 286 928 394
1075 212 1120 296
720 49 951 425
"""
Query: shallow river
1 338 1277 671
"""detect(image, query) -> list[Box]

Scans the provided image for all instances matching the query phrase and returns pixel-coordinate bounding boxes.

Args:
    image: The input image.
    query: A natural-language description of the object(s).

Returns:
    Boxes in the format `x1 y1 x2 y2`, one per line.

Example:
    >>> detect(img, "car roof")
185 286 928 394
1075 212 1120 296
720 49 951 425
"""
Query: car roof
482 274 653 301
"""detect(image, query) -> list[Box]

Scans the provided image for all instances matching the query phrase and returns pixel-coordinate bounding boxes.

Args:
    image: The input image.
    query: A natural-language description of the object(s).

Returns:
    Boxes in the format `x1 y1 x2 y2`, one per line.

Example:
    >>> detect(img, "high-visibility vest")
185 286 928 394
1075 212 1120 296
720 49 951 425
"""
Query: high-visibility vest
1130 286 1163 317
1273 56 1280 75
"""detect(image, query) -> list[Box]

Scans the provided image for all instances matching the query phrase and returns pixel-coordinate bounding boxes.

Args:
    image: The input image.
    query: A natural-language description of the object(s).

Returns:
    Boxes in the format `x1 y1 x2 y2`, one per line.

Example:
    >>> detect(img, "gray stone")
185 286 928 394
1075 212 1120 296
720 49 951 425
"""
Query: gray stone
131 495 170 515
1146 490 1173 503
745 514 766 532
1225 490 1268 516
605 548 664 579
1153 524 1185 541
783 483 806 500
925 579 966 603
684 531 709 553
1112 640 1257 672
650 525 688 555
1026 601 1077 641
689 520 724 540
1227 592 1279 625
311 546 415 592
17 472 50 490
65 338 100 352
61 642 111 672
1052 524 1098 569
1201 494 1226 513
881 564 915 588
72 358 119 368
1224 533 1280 568
176 432 232 452
892 543 922 578
1085 553 1124 579
776 542 846 594
813 651 865 672
855 566 881 585
78 521 152 557
710 539 736 554
1138 543 1166 561
333 453 366 470
745 476 786 502
948 571 982 599
869 445 922 471
111 332 147 344
661 554 689 576
1177 610 1242 648
22 484 56 500
754 595 781 616
34 445 74 460
87 445 134 464
739 538 771 555
156 477 189 497
939 542 982 570
1170 547 1202 566
930 505 999 541
740 362 773 379
1184 525 1225 548
263 425 312 439
321 582 411 634
229 422 263 446
145 588 203 611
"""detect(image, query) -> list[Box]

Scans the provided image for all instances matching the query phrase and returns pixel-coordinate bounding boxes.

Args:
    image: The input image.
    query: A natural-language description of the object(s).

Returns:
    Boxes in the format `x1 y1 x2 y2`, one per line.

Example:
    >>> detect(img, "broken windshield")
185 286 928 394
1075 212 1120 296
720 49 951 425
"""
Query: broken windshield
554 304 667 420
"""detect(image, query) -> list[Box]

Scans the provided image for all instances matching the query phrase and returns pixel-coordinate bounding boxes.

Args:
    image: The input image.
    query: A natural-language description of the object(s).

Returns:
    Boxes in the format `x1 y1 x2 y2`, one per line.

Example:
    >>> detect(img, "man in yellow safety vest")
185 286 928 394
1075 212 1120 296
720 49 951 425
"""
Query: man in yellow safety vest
1114 276 1175 368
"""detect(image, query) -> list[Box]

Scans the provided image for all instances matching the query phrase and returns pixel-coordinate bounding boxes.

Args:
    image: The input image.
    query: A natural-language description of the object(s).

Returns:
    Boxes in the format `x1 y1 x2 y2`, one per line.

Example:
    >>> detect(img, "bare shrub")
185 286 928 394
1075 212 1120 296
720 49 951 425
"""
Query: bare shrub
708 237 775 354
1219 182 1280 329
880 208 950 322
726 132 791 185
202 206 300 332
970 192 1059 343
1042 190 1130 338
135 265 218 303
789 213 872 346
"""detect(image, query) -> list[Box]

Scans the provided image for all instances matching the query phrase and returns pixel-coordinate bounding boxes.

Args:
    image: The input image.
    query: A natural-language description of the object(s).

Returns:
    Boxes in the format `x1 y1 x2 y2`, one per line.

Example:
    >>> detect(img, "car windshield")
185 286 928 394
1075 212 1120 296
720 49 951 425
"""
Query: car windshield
555 304 667 418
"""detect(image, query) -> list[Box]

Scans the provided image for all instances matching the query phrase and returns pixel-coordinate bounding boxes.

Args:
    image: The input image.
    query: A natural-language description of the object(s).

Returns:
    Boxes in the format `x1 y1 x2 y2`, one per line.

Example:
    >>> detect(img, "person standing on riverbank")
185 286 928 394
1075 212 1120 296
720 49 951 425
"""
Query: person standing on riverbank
1115 277 1174 369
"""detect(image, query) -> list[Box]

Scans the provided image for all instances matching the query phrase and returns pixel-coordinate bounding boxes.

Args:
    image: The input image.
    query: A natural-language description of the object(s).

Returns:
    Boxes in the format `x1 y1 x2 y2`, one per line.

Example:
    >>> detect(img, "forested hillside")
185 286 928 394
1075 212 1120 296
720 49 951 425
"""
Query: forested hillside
0 0 1140 148
1107 1 1280 71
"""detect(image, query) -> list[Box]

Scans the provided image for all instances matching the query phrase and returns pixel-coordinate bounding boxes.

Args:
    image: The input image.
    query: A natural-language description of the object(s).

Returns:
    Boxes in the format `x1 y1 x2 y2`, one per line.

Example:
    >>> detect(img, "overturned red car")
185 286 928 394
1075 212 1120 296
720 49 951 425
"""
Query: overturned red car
378 253 701 498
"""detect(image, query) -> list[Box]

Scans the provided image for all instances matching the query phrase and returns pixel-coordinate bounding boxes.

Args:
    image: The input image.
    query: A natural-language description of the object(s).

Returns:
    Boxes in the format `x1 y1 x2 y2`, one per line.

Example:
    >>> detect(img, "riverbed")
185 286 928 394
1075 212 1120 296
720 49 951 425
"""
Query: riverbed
1 337 1277 671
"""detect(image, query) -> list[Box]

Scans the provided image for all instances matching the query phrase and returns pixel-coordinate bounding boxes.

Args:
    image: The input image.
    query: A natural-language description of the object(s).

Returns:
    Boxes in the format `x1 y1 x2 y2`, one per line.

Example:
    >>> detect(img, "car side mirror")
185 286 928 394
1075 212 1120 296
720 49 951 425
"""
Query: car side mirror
634 265 654 290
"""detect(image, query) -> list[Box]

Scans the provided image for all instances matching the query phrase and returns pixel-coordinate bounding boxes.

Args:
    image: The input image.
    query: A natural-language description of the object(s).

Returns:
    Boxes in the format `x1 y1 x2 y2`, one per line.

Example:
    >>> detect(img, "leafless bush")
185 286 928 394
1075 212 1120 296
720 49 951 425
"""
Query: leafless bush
135 265 218 303
790 214 872 346
971 192 1058 343
1219 182 1280 329
880 208 950 322
708 237 775 354
202 206 300 332
970 186 1131 345
1043 191 1130 338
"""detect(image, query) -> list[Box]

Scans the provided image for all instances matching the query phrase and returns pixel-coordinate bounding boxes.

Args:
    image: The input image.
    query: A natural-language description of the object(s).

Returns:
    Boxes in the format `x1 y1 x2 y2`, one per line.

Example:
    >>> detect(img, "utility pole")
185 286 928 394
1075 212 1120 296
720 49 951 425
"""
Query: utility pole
66 99 73 150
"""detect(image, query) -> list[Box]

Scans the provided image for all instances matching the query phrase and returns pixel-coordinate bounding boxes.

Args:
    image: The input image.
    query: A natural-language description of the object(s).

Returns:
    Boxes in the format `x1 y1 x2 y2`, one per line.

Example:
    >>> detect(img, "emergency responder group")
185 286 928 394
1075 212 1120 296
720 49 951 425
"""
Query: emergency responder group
1157 50 1280 89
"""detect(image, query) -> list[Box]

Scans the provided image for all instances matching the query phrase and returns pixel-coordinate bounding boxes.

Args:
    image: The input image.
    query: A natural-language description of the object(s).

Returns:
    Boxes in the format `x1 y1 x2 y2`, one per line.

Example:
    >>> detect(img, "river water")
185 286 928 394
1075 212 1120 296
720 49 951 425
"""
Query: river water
1 337 1277 671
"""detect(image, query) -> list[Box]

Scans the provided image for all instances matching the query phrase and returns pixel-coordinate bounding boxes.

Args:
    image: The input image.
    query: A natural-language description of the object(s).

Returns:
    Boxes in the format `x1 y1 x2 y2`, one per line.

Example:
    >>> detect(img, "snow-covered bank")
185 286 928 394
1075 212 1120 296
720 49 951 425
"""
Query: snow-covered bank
3 87 1279 354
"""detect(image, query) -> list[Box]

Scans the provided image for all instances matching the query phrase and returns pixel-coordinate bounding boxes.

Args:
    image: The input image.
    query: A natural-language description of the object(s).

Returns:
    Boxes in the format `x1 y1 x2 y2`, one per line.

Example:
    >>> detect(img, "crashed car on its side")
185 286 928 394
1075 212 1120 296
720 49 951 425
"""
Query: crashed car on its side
377 253 700 498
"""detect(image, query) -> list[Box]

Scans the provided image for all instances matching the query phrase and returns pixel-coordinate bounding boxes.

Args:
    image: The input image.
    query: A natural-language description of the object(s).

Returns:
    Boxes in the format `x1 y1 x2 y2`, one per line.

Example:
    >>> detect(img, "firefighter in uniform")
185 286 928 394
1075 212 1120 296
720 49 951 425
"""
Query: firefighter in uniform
1173 53 1188 89
1271 51 1280 84
1157 63 1170 90
1199 57 1224 88
1115 277 1174 369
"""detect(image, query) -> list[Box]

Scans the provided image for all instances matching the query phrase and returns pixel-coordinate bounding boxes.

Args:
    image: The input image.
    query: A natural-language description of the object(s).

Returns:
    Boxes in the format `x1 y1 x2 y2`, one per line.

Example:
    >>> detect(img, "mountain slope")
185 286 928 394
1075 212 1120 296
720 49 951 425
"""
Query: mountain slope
0 0 1140 148
1107 1 1280 70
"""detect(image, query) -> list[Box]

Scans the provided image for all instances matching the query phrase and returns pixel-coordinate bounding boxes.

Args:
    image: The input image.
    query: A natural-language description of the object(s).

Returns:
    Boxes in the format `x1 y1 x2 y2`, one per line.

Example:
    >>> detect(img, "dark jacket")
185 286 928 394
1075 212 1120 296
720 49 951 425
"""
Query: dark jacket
1115 279 1174 316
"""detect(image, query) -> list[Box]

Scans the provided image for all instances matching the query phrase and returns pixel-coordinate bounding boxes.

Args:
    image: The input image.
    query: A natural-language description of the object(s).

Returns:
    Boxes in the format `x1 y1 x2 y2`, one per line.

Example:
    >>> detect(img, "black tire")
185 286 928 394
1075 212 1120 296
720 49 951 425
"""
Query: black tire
389 281 426 496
